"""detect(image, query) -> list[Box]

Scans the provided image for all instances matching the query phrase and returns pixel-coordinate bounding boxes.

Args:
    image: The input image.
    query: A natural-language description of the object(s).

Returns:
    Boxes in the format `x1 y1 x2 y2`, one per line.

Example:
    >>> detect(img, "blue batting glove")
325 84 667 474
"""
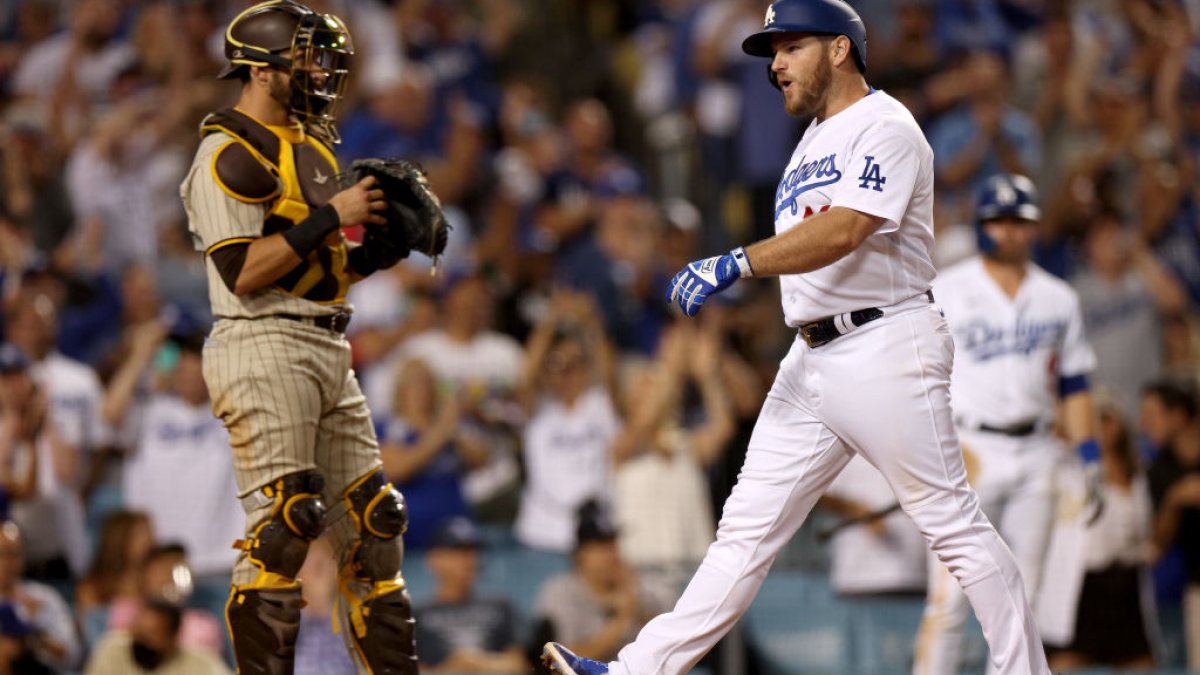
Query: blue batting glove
667 247 752 316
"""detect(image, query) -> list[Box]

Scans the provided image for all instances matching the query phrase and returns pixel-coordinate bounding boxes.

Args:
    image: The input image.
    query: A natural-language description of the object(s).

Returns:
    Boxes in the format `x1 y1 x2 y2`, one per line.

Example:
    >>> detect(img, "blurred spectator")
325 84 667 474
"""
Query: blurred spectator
1073 213 1188 419
531 501 656 663
346 278 439 371
294 537 355 675
63 83 192 275
339 65 484 208
1045 391 1158 671
76 510 153 646
0 343 46 511
365 274 524 522
929 50 1041 221
872 1 942 123
0 326 91 583
1144 379 1200 671
818 456 927 674
102 327 241 615
514 291 618 552
0 106 73 257
85 597 231 675
557 195 670 354
395 0 518 118
10 0 135 123
378 358 487 550
0 520 81 673
612 322 733 607
102 544 225 659
819 456 927 597
415 517 527 673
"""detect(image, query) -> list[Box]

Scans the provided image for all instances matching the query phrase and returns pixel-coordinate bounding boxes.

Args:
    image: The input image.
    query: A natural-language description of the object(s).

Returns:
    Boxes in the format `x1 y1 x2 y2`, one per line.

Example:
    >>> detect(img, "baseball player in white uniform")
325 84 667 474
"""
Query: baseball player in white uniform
543 2 1050 674
913 173 1099 674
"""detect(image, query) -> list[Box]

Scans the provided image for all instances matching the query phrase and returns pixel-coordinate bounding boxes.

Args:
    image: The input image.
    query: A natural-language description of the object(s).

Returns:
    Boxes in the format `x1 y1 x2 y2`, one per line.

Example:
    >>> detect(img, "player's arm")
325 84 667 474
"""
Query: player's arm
743 207 885 277
225 179 385 295
191 140 385 295
668 119 919 315
1059 291 1102 463
1060 388 1097 447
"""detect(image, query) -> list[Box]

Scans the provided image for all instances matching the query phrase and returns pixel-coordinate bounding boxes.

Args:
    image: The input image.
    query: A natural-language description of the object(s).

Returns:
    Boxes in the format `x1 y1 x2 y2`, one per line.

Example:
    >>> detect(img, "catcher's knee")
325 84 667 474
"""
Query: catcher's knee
342 470 407 581
238 469 327 582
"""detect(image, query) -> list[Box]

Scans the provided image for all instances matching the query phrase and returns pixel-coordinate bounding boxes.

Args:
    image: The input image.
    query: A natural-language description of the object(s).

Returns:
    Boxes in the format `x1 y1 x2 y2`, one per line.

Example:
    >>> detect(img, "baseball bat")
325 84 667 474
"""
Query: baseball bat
816 502 903 542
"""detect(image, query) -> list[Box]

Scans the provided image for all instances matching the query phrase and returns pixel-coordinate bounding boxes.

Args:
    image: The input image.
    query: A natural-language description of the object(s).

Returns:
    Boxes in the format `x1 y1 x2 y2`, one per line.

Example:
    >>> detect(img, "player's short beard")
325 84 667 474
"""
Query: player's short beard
267 70 294 113
787 53 832 118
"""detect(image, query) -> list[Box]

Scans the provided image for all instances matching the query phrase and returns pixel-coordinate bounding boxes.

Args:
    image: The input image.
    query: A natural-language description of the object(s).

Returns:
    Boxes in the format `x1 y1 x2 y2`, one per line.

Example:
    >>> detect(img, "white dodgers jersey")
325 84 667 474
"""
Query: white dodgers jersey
776 90 936 325
934 258 1097 428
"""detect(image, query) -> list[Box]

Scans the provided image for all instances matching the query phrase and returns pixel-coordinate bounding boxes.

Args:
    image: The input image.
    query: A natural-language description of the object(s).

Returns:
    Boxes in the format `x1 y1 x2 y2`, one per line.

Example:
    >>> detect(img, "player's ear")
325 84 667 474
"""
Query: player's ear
249 64 272 86
830 36 849 67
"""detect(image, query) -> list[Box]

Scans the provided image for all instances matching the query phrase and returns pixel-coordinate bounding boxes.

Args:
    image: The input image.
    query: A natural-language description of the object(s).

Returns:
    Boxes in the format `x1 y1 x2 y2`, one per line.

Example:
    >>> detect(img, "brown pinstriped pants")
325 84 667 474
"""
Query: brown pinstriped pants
202 317 384 586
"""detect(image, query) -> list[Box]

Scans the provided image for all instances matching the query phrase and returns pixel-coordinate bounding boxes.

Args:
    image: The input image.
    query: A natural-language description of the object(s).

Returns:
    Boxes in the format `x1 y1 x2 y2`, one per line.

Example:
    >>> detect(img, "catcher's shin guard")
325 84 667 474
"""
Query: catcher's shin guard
226 586 303 675
337 470 418 674
227 470 326 673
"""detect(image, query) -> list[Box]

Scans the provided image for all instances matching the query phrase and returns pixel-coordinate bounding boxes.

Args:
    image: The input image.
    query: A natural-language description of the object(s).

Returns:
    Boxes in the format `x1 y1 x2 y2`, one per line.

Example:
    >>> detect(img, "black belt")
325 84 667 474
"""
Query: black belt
975 420 1040 437
218 312 352 334
799 290 934 348
277 312 352 334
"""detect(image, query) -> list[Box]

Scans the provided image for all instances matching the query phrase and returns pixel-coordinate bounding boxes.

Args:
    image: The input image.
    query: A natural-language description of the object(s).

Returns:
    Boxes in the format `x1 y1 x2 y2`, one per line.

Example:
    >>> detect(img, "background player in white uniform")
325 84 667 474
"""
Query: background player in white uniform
914 174 1099 675
542 2 1050 674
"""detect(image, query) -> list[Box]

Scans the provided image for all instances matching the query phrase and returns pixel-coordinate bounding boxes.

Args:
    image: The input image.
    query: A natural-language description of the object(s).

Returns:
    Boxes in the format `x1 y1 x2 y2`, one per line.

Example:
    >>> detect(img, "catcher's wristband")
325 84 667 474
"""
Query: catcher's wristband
282 204 340 259
1076 438 1100 464
731 246 754 278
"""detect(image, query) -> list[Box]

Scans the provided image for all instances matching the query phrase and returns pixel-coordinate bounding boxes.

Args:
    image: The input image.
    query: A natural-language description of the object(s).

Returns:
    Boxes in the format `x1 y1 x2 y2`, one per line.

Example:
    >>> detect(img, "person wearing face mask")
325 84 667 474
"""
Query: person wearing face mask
85 598 230 675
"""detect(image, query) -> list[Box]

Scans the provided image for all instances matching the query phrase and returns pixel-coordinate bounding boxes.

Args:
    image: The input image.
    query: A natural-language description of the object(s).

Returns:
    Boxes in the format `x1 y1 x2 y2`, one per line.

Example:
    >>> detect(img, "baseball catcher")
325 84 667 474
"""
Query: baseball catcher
178 1 445 672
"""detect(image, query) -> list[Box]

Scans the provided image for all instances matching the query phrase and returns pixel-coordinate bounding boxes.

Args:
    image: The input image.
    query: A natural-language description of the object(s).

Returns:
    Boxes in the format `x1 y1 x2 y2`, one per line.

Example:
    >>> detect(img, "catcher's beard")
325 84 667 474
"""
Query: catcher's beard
267 70 293 114
786 54 833 118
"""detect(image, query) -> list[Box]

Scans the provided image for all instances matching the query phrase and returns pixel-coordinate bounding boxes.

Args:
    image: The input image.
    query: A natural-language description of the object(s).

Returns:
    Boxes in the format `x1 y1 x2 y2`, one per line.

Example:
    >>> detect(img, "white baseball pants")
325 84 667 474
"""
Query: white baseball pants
609 303 1049 675
914 430 1060 675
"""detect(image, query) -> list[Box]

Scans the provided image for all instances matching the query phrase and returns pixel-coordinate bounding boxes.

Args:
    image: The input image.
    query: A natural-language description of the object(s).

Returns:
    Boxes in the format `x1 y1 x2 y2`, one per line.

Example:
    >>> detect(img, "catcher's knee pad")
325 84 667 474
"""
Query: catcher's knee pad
238 470 327 583
225 585 303 675
343 470 407 581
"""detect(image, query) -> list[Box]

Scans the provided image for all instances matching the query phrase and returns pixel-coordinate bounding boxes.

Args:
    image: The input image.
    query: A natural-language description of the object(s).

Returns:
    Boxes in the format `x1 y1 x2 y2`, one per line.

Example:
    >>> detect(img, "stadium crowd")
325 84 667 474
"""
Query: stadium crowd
0 0 1198 673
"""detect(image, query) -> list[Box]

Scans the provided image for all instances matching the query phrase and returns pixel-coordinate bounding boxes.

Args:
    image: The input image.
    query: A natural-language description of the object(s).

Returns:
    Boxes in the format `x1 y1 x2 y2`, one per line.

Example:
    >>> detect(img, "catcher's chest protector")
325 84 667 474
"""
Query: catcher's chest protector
201 108 351 304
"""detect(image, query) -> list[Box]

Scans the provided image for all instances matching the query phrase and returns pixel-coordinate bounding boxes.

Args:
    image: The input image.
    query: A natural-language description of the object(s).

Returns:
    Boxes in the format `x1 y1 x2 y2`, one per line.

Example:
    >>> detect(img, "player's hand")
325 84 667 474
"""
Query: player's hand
328 176 387 227
667 249 747 317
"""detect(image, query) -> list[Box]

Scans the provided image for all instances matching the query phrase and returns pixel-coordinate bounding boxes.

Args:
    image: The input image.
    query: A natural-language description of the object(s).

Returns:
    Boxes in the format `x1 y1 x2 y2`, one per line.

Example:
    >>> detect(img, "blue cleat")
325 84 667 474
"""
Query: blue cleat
542 642 609 674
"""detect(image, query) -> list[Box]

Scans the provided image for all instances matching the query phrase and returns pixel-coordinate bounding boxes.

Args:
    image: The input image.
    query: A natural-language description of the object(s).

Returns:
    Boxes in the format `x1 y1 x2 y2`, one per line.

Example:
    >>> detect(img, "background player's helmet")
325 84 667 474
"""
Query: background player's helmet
218 0 354 142
741 0 868 72
974 173 1041 254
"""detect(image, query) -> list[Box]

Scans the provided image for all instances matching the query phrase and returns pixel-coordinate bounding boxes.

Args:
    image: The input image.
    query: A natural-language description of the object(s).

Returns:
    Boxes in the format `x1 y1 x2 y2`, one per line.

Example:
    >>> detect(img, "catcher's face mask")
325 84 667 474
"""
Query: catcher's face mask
287 12 353 143
220 1 353 143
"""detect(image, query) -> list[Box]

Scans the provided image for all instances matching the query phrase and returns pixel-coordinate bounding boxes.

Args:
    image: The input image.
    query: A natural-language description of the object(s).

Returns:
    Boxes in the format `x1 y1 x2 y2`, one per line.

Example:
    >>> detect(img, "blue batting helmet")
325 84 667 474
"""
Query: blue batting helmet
974 173 1041 254
741 0 867 72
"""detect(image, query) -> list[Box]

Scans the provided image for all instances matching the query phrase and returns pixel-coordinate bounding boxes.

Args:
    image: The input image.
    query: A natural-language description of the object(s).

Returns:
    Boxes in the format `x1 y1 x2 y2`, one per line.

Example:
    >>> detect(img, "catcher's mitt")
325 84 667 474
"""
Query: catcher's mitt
342 158 450 264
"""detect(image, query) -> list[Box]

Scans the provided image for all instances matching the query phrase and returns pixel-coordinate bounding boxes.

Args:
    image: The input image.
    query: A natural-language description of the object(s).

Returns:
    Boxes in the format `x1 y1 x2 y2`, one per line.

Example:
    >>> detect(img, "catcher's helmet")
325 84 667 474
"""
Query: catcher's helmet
742 0 867 72
219 0 354 142
974 173 1041 254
